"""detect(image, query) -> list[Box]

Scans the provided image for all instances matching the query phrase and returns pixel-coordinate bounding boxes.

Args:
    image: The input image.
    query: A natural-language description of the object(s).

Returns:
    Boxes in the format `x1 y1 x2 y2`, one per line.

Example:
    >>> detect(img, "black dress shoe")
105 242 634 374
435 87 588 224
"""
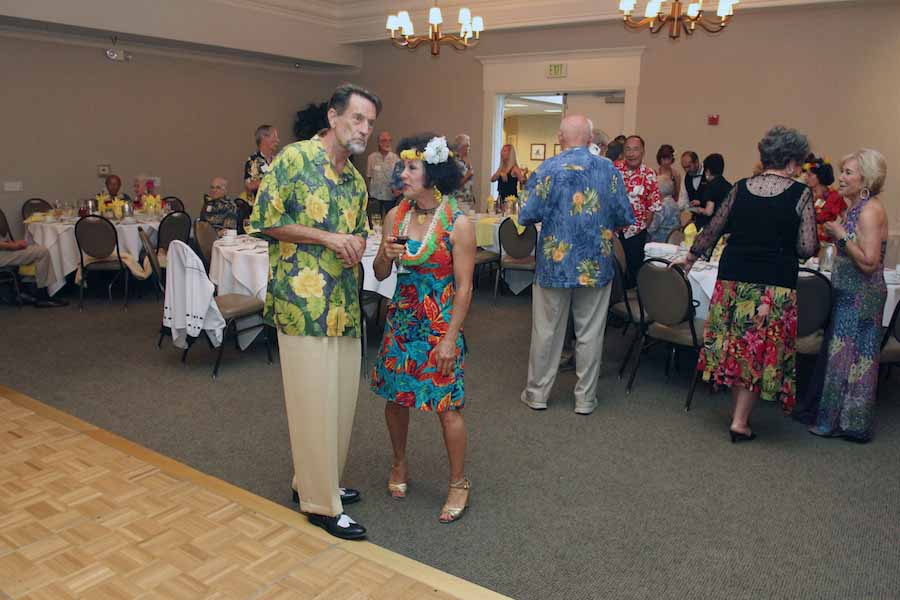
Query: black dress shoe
729 429 757 443
34 298 69 308
292 487 361 505
308 513 366 540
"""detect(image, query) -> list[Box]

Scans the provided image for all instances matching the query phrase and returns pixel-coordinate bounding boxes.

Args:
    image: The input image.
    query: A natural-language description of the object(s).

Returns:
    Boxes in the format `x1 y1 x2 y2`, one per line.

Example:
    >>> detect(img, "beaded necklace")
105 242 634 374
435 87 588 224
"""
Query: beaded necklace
394 191 456 266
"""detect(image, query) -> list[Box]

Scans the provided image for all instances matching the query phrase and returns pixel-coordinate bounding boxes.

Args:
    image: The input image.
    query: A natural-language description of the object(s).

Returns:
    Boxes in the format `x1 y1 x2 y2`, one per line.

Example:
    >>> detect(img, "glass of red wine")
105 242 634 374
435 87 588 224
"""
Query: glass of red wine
394 235 409 274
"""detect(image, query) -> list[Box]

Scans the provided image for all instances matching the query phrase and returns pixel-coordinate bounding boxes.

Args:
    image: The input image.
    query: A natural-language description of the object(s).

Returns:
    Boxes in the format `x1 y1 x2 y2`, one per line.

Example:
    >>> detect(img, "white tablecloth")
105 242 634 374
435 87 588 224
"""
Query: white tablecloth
26 218 161 296
687 264 900 327
209 235 397 349
209 235 397 301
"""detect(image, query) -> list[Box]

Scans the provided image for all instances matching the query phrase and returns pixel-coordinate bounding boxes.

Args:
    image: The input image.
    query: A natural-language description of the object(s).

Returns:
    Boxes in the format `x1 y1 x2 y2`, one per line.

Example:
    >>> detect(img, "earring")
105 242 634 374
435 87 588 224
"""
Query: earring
861 188 871 200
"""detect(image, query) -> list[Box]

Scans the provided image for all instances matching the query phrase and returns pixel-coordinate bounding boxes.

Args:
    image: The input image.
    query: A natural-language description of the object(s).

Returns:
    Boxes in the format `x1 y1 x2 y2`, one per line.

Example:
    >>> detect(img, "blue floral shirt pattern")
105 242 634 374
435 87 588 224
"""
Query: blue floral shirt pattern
519 147 634 288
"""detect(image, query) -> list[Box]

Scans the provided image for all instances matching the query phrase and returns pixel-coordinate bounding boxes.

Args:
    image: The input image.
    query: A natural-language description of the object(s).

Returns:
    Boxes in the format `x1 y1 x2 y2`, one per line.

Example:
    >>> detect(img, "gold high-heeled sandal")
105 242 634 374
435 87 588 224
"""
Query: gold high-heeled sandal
387 463 409 499
439 478 470 523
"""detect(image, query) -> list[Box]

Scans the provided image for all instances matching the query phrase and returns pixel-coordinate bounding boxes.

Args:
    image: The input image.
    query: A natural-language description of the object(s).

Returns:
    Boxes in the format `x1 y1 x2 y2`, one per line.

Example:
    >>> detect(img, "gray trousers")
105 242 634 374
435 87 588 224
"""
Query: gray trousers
0 245 55 289
522 283 612 410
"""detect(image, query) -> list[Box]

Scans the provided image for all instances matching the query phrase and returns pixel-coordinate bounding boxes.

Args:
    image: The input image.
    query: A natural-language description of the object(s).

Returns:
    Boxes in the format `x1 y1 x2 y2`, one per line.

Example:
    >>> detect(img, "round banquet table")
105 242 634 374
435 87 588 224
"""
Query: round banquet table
26 217 161 296
645 243 900 326
209 235 397 349
209 235 397 301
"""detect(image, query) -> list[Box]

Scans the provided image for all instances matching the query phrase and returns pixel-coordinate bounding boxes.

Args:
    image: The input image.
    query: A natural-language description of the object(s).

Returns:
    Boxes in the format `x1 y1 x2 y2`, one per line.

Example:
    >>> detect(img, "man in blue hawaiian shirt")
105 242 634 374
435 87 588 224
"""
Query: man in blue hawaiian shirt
519 115 634 414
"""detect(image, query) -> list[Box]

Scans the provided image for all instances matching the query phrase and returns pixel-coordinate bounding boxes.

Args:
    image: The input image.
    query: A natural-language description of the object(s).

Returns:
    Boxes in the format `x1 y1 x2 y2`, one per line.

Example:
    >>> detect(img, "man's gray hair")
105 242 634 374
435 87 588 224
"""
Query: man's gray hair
255 125 274 147
592 129 609 146
758 126 810 170
453 134 470 151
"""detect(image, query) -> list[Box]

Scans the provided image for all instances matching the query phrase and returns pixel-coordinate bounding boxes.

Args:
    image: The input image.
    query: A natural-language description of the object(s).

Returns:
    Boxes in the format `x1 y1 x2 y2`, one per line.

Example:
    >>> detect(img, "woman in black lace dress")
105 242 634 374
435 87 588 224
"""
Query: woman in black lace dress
676 126 819 442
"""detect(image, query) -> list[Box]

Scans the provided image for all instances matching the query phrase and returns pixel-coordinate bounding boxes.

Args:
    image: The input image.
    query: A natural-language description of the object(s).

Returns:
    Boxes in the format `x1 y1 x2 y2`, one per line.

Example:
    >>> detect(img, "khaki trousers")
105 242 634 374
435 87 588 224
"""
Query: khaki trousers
277 332 360 517
522 283 612 410
0 245 56 289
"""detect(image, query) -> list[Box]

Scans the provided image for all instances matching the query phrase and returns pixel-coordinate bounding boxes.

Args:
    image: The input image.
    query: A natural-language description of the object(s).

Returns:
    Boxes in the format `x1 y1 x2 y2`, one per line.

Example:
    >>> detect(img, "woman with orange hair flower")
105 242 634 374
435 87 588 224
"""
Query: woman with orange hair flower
371 133 476 523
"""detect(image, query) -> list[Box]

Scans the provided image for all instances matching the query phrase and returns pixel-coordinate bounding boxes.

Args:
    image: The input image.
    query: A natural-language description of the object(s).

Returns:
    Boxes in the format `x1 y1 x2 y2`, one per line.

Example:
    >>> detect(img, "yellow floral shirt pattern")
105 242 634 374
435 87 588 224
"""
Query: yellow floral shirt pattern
247 138 368 337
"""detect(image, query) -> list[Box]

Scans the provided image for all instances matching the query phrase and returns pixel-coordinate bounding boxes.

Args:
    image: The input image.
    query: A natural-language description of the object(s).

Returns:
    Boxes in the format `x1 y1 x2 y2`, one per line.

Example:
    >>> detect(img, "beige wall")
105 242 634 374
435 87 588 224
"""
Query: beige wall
504 115 563 173
354 0 899 227
0 34 339 237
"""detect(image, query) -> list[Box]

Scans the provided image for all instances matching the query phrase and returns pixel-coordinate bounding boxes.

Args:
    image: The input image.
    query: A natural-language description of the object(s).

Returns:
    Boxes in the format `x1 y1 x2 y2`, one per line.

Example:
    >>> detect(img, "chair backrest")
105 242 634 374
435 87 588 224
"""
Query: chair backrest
611 233 627 275
796 268 832 337
679 210 693 227
883 297 900 349
22 198 52 220
0 208 12 241
139 226 164 293
157 211 192 252
163 196 184 212
74 215 119 260
498 218 537 259
666 228 685 246
636 258 693 327
194 219 217 265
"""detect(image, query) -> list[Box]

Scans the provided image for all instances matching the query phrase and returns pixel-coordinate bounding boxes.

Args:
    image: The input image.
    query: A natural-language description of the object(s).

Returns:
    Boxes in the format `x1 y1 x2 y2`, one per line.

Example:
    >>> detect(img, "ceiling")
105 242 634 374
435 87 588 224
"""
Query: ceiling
0 0 860 69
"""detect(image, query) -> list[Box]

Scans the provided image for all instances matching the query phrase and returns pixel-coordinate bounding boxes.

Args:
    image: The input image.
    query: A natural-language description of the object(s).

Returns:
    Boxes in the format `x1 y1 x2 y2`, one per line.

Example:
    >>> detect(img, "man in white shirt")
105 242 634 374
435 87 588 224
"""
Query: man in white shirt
366 131 399 221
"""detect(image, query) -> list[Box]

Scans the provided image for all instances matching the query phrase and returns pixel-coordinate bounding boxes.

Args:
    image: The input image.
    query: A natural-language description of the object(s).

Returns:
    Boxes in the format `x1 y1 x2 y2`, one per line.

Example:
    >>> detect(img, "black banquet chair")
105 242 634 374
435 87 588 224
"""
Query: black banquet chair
22 198 53 220
626 258 707 410
493 217 537 300
162 196 185 212
74 215 131 310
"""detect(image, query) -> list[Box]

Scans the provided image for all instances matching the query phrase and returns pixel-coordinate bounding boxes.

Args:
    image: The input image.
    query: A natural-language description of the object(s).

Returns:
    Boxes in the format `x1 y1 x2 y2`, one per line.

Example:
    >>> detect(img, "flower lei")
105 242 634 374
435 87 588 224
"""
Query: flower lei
393 190 458 266
399 136 454 165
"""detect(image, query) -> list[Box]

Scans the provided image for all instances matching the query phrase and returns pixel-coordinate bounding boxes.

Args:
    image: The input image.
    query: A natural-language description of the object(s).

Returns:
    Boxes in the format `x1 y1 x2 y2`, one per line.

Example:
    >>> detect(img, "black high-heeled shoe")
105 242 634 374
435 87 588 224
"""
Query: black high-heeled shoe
729 429 757 443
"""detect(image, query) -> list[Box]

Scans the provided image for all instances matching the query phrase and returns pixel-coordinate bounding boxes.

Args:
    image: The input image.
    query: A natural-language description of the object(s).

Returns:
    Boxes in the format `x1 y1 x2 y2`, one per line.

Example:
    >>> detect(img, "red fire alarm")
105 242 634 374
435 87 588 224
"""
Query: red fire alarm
708 114 720 126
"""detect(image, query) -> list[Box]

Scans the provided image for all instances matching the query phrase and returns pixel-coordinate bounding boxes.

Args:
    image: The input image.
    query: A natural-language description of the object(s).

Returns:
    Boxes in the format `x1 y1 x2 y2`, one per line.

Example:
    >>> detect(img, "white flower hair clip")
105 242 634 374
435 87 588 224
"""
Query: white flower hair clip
400 136 454 164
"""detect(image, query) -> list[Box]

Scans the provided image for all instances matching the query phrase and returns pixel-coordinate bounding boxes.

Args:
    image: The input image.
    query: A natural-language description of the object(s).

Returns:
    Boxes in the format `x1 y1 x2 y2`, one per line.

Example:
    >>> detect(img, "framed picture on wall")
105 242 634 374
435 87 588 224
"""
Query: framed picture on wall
554 143 561 156
530 143 546 161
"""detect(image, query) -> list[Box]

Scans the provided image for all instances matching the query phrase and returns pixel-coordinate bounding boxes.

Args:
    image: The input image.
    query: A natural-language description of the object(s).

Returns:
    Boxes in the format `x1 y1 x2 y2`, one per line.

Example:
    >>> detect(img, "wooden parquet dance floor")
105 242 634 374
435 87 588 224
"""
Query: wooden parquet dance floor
0 386 509 600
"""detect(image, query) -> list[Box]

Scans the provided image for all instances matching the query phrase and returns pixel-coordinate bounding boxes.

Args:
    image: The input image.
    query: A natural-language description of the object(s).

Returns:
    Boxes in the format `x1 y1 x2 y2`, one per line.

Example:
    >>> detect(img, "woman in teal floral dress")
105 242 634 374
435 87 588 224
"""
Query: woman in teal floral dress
371 133 476 522
797 149 889 442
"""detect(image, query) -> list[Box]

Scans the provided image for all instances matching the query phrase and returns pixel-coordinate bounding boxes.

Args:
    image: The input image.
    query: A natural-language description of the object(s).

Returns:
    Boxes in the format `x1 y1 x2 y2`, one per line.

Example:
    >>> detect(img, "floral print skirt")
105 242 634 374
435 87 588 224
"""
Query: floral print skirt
697 280 798 412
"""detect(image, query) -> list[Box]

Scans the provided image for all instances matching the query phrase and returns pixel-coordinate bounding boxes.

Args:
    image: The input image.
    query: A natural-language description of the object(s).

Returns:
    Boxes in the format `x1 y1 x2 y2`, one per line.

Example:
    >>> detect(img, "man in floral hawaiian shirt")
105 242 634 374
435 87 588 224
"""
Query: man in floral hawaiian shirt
243 125 280 203
615 135 662 288
519 115 634 415
247 84 380 540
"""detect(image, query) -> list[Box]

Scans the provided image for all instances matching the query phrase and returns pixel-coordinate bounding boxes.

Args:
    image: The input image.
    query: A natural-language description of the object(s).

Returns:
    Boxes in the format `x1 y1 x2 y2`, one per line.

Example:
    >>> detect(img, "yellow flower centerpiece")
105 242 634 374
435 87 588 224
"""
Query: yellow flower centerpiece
142 193 162 214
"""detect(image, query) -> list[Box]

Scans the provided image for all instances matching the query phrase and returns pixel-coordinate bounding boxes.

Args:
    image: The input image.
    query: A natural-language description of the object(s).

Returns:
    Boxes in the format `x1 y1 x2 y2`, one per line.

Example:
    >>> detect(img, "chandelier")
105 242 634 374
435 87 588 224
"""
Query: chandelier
619 1 737 39
386 3 484 56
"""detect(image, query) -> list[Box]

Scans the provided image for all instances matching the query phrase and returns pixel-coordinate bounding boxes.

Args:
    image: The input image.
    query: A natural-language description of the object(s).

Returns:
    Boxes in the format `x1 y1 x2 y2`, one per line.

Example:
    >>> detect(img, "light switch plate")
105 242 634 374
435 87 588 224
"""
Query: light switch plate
97 164 111 176
3 181 23 192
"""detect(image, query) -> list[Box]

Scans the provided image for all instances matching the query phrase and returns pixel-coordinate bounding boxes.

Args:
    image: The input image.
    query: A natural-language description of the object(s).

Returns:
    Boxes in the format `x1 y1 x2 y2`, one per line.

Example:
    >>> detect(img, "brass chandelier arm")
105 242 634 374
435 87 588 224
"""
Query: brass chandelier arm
694 15 731 33
390 32 479 54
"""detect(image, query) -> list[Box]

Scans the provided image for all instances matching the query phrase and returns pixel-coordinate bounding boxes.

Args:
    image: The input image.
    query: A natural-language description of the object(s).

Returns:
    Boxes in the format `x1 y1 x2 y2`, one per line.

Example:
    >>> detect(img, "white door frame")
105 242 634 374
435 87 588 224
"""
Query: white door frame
477 47 645 210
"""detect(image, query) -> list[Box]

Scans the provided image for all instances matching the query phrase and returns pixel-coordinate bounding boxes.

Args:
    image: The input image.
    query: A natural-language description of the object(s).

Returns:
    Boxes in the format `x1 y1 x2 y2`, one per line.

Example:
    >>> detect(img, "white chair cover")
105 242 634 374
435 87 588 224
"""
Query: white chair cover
163 240 225 349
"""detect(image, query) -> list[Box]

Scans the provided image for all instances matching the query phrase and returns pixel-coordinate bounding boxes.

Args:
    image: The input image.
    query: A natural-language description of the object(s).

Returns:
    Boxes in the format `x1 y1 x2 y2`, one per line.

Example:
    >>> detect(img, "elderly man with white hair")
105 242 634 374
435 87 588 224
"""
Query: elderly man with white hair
200 177 243 234
519 115 634 415
453 133 476 210
366 130 399 219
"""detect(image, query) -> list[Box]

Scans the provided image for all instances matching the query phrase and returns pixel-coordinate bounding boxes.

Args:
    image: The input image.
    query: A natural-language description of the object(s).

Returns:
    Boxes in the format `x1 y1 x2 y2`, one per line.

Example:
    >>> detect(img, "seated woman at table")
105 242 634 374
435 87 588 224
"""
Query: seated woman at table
803 154 846 242
371 133 476 522
647 174 680 243
795 149 889 443
677 126 819 443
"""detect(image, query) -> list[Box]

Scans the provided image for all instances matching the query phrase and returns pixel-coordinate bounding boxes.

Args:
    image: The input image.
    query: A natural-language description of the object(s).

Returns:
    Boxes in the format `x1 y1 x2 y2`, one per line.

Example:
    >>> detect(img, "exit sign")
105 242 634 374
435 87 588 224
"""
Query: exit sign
547 63 567 78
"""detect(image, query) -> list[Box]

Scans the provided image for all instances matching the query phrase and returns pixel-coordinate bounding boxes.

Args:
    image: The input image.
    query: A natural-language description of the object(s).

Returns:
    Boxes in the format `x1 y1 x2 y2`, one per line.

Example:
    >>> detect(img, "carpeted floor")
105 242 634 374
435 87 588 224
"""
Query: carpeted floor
3 280 899 600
